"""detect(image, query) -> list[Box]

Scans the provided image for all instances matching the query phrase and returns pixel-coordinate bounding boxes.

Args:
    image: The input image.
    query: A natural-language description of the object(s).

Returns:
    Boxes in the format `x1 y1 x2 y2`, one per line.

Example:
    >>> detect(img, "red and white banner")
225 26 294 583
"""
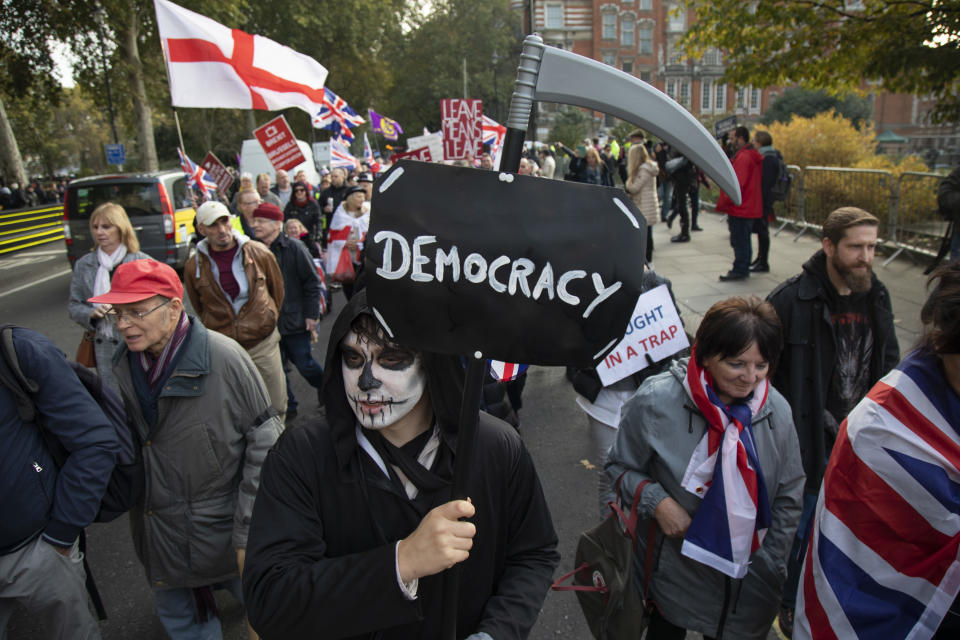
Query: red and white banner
440 99 483 161
154 0 328 115
253 115 307 172
391 147 433 162
200 152 234 193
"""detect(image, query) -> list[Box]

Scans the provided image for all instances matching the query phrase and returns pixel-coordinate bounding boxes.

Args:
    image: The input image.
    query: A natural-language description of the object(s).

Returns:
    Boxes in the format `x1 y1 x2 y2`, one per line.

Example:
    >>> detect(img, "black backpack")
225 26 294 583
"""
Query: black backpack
763 148 792 202
0 325 143 523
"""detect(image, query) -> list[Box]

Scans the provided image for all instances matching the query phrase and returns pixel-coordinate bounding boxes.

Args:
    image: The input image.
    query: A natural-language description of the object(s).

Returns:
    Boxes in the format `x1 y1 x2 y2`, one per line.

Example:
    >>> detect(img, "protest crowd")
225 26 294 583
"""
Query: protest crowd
3 2 960 639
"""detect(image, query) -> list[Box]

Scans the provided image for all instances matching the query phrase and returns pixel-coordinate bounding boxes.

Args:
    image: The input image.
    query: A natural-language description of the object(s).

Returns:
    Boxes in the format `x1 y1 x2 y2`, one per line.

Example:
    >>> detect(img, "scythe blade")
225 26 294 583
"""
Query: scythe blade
507 36 742 205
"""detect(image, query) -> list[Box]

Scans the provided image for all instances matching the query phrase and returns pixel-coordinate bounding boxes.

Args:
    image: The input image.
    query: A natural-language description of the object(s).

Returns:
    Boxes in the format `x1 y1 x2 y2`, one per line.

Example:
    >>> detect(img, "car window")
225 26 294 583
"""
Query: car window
68 182 161 219
168 176 191 209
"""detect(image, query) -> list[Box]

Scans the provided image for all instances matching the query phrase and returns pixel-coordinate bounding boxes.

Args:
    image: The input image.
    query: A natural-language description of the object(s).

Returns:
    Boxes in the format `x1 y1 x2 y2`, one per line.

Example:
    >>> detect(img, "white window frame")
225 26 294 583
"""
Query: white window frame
622 59 634 74
736 87 747 110
620 18 634 47
638 22 654 55
603 53 617 67
545 3 563 29
667 4 685 32
666 79 677 100
701 78 713 112
679 79 690 106
749 87 762 113
714 83 726 111
638 0 652 10
602 12 617 39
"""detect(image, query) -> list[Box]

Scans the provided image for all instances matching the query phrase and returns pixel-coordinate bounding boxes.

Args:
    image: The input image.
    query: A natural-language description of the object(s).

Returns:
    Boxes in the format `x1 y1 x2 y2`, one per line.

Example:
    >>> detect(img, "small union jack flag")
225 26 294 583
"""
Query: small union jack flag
482 115 507 157
313 87 365 140
330 136 358 170
363 133 381 175
488 360 529 382
177 148 217 201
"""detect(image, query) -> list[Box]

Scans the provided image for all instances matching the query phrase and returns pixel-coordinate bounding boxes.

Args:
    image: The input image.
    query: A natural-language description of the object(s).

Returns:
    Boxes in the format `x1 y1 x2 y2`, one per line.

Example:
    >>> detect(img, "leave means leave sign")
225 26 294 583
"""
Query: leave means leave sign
365 161 648 367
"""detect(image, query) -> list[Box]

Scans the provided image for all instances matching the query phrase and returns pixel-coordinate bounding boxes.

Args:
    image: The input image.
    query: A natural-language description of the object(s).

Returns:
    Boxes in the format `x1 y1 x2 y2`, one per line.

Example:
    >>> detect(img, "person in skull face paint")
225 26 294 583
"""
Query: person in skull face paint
242 290 559 640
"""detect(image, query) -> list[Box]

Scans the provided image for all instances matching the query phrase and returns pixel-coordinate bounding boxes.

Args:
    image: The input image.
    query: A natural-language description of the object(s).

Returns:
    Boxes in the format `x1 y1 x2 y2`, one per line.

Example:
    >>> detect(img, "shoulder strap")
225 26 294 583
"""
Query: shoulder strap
0 324 38 423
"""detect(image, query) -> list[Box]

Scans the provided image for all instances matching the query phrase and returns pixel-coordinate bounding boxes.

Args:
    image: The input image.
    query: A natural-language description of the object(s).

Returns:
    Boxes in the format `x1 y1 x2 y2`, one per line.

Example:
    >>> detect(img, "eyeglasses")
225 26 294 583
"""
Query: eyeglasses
106 299 171 323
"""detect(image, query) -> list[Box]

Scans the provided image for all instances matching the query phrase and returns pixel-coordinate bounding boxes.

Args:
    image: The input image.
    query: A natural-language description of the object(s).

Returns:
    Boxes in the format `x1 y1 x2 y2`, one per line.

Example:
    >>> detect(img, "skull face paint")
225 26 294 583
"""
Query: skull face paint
341 329 426 429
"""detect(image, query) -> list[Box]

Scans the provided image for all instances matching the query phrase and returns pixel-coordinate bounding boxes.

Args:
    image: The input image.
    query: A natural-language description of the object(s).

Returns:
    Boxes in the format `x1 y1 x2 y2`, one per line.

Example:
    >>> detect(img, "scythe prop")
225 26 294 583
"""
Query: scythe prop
431 34 741 639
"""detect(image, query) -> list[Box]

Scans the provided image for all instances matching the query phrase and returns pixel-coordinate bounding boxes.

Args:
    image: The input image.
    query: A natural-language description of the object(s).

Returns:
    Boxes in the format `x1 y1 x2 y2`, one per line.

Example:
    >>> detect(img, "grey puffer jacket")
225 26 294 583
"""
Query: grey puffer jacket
67 250 151 393
113 318 283 589
606 358 804 639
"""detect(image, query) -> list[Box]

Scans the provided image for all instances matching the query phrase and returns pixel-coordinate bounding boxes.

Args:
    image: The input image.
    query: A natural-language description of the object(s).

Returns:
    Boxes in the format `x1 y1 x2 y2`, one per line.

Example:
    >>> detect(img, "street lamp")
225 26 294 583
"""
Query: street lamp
93 3 119 145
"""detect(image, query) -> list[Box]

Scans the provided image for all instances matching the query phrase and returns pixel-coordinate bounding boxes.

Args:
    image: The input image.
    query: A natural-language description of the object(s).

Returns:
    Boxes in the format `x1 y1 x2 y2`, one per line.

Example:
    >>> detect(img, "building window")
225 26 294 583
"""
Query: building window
667 4 685 32
639 0 652 9
668 42 684 65
602 12 616 39
702 48 720 66
714 83 726 111
750 87 761 112
736 87 747 110
603 54 616 67
666 79 677 100
640 71 652 82
638 22 653 55
701 78 712 112
621 18 634 47
622 60 634 74
679 79 690 106
545 3 563 29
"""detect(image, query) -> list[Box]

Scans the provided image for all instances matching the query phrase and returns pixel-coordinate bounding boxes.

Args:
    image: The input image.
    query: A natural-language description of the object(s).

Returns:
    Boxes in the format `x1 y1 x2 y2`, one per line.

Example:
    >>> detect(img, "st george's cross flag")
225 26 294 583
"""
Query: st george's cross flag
177 148 218 200
154 0 328 116
795 350 960 640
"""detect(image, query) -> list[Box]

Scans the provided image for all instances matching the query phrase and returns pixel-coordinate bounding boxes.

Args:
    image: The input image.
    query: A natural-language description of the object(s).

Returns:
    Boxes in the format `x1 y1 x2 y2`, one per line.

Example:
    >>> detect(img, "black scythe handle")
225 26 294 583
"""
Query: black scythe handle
499 35 544 173
441 353 486 639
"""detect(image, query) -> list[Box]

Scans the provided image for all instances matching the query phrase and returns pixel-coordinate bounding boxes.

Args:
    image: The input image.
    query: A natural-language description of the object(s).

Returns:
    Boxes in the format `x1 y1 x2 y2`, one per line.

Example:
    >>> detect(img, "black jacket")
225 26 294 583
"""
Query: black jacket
767 250 899 493
284 197 323 246
243 292 559 639
938 165 960 222
0 328 118 554
267 233 322 335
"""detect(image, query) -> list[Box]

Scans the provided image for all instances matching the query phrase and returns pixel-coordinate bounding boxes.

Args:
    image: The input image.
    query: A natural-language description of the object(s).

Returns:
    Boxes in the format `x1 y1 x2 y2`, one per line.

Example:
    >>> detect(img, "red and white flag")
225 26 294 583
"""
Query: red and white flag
154 0 328 115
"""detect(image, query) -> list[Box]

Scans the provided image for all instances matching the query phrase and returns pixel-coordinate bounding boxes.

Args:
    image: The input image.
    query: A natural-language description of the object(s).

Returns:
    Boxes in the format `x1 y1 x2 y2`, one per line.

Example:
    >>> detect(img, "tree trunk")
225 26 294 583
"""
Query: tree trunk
0 95 27 185
120 10 159 171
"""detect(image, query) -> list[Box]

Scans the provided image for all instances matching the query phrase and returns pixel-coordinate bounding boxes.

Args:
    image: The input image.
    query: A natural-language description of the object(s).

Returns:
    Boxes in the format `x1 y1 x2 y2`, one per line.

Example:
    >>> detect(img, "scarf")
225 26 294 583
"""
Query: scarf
357 424 452 503
679 349 772 578
94 245 127 338
138 312 190 390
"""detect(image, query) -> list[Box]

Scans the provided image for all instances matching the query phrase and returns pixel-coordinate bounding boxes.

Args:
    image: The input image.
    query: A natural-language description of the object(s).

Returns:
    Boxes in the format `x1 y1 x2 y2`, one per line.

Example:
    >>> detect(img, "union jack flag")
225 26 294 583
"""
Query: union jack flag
482 115 506 157
330 136 358 170
177 148 217 200
796 350 960 640
363 132 381 175
488 360 529 382
313 87 364 140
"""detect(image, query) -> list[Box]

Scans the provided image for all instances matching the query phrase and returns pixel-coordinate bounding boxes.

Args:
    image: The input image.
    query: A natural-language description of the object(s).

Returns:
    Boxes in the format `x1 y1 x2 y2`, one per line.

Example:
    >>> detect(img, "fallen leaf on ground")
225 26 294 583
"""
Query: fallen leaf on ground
579 459 596 470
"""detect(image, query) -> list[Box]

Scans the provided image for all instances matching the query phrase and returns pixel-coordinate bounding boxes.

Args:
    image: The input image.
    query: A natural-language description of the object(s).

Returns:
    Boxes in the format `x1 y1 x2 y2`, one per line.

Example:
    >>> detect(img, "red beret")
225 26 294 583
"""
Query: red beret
253 202 284 222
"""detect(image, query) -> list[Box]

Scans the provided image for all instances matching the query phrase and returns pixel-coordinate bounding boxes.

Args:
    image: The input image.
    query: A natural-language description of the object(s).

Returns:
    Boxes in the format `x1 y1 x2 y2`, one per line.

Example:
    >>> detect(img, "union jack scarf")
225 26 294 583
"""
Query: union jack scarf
796 350 960 639
138 311 191 390
680 348 772 578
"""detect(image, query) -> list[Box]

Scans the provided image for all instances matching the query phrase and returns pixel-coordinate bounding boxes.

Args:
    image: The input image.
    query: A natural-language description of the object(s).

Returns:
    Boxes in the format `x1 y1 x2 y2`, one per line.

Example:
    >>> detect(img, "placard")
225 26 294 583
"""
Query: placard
366 161 647 367
253 115 307 172
596 285 689 386
200 152 234 193
404 132 444 164
391 147 433 162
441 99 483 161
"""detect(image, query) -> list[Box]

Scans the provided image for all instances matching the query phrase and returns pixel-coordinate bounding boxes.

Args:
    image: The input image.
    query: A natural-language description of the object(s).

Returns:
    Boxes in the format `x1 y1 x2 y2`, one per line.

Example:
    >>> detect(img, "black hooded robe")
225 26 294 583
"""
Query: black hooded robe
242 290 560 639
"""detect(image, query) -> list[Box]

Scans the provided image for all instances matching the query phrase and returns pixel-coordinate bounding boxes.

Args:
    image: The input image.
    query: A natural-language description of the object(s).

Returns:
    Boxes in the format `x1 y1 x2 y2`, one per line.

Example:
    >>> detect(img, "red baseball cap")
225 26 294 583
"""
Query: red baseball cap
87 259 184 304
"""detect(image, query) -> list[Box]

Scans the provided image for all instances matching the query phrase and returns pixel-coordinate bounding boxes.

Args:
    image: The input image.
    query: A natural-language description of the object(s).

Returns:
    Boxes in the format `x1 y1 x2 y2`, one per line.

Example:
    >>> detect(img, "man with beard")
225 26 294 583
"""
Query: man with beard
242 291 559 639
766 206 900 638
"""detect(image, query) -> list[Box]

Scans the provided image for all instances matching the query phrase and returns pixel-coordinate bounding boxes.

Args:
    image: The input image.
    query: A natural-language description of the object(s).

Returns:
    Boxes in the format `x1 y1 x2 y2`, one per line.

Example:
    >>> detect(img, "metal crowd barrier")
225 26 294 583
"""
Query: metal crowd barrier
884 171 946 265
0 203 65 255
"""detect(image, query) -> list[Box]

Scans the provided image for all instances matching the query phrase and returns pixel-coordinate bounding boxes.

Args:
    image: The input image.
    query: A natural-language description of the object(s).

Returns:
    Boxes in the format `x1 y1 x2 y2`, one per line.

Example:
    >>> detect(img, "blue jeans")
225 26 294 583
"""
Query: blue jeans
154 578 243 640
658 180 673 222
727 216 753 276
280 331 324 409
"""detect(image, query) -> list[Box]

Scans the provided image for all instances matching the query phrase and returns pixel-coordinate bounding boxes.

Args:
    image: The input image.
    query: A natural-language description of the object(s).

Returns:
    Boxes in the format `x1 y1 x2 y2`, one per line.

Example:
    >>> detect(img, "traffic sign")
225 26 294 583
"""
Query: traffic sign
105 143 125 165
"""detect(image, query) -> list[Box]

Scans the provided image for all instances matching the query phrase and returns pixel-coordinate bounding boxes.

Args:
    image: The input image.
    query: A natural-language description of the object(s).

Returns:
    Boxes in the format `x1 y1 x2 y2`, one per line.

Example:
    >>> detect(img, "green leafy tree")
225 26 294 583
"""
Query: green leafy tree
762 87 873 129
679 0 960 123
548 106 591 148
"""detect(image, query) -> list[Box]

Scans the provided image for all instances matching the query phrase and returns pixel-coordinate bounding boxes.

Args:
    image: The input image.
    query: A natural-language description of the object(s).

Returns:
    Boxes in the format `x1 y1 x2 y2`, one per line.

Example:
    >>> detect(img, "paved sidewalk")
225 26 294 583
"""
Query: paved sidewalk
649 209 931 351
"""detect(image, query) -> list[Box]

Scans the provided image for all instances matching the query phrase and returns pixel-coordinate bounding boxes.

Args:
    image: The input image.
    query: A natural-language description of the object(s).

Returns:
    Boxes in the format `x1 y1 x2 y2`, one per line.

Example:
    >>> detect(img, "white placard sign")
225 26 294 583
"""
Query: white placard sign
597 284 689 386
404 132 444 164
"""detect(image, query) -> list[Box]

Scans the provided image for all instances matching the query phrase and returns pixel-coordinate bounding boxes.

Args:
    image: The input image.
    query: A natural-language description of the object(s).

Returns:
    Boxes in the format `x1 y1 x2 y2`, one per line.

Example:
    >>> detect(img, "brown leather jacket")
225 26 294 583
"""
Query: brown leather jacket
185 236 284 348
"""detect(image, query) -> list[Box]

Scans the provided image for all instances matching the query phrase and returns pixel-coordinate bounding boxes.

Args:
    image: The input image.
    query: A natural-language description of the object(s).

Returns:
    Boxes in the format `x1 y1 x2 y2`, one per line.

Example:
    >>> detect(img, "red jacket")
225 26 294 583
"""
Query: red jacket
716 145 763 219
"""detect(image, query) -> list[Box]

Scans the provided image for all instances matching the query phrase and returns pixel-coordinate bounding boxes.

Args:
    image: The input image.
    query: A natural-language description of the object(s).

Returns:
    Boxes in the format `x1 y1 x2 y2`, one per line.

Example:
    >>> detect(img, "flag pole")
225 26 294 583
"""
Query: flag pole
158 37 187 155
173 108 186 154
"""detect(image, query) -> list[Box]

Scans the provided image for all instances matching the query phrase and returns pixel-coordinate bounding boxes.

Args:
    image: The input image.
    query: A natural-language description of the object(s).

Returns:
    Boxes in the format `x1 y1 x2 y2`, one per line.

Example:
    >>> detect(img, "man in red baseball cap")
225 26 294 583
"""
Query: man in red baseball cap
88 258 281 639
